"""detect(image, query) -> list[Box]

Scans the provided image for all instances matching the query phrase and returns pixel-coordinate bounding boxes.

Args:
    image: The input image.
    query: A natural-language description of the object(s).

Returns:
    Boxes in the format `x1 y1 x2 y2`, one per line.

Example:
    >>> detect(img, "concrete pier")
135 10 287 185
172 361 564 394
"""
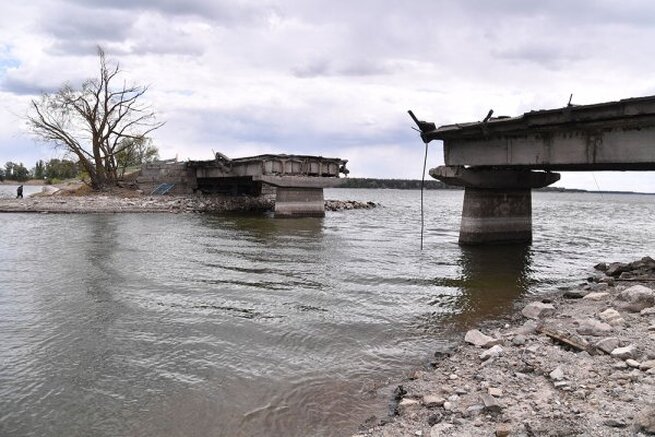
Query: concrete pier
274 187 325 217
460 188 532 244
412 95 655 244
254 175 342 218
430 166 560 245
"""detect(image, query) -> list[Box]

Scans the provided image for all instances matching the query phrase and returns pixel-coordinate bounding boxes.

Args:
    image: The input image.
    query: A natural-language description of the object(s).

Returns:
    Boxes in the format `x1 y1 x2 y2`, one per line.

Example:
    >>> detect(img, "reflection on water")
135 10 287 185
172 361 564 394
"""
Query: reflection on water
451 244 533 326
1 189 654 436
421 244 532 329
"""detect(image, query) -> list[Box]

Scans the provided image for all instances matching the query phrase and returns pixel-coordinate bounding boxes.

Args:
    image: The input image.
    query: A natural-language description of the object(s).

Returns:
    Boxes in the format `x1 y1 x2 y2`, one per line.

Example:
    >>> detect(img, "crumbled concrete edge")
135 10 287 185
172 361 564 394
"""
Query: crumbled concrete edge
355 257 655 437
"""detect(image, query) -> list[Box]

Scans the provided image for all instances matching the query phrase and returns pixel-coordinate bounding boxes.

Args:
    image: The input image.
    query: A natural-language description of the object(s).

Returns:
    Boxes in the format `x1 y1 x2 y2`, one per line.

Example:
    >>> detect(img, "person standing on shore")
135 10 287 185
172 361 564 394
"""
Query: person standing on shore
16 185 23 199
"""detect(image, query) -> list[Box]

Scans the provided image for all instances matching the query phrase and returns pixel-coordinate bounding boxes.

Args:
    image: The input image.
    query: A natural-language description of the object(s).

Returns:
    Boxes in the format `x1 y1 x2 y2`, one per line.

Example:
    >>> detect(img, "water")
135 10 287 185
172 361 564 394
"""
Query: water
1 189 654 436
0 184 43 198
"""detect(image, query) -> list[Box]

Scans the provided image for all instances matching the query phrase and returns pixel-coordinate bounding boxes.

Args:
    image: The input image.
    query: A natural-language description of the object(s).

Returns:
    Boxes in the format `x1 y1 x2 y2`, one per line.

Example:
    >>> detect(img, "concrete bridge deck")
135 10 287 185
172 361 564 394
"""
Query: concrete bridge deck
411 95 655 245
422 95 655 171
139 153 348 217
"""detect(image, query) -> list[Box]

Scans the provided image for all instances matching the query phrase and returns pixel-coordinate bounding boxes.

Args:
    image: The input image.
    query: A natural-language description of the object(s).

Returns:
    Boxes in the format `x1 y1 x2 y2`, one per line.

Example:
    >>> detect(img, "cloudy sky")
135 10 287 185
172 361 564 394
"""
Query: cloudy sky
1 0 655 191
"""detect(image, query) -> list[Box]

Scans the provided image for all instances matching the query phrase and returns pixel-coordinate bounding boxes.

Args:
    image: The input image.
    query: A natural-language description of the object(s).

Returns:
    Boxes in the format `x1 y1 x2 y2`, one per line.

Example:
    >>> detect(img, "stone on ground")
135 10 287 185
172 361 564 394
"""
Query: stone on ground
522 302 556 320
464 329 500 348
616 285 655 312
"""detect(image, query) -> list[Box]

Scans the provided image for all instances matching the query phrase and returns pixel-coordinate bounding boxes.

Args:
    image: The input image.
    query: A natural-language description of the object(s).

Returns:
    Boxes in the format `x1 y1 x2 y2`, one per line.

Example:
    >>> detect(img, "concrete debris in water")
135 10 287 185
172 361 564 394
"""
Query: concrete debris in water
357 257 655 437
0 194 378 214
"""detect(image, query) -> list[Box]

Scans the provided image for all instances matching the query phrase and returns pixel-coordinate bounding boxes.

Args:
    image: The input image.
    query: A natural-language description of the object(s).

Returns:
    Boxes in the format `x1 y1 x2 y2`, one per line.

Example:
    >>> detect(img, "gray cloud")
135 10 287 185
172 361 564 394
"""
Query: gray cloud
42 9 133 43
0 75 60 96
292 59 393 78
61 0 273 25
494 43 586 69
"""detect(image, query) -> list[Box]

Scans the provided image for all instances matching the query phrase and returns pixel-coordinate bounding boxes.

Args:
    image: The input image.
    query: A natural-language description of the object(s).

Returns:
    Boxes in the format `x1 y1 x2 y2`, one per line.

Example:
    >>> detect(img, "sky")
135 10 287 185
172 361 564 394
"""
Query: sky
1 0 655 191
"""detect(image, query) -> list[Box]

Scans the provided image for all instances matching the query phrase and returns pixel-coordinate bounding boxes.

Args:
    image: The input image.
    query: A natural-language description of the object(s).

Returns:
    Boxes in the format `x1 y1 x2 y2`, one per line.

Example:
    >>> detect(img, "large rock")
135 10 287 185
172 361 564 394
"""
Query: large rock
464 329 500 348
480 345 503 361
616 285 655 312
423 395 446 408
549 366 565 381
639 360 655 371
563 289 589 299
397 398 419 415
576 318 613 336
611 344 638 360
595 337 620 354
598 308 625 326
582 292 609 301
633 406 655 434
629 256 655 272
606 262 629 277
522 302 556 320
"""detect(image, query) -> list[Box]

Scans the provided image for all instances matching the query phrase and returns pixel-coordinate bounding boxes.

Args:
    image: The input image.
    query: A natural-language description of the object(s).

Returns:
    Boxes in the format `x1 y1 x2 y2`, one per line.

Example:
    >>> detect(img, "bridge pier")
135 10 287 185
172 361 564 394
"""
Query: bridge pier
430 166 560 245
274 187 325 217
253 175 343 218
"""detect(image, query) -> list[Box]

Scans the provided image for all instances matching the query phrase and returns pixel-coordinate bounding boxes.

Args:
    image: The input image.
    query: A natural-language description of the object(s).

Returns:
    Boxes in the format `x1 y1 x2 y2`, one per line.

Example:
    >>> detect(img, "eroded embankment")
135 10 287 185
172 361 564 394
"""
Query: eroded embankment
356 257 655 437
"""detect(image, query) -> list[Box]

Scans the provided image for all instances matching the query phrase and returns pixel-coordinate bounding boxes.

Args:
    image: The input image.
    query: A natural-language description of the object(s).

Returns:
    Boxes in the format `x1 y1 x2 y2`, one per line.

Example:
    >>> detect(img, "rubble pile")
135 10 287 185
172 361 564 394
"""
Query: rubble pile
594 257 655 283
0 195 376 214
357 258 655 437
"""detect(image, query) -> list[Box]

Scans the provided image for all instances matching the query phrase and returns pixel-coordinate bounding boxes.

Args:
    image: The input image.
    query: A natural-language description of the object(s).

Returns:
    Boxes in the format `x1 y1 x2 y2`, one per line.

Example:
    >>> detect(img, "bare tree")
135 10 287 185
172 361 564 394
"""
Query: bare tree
27 47 164 190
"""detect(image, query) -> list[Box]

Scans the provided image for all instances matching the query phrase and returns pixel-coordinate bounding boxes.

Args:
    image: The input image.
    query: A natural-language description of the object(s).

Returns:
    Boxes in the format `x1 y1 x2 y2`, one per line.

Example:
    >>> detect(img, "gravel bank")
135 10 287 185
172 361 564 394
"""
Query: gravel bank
0 193 377 214
356 257 655 437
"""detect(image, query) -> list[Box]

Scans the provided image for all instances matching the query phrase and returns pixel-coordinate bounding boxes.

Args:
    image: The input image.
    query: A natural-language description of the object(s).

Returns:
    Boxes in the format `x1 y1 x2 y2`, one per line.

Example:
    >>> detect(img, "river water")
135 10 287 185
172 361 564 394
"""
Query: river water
1 188 654 436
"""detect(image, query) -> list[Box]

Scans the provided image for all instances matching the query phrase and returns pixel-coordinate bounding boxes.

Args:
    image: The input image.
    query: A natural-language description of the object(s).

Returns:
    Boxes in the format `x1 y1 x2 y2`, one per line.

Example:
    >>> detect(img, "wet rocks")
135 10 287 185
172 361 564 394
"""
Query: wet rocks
325 200 377 211
598 256 655 281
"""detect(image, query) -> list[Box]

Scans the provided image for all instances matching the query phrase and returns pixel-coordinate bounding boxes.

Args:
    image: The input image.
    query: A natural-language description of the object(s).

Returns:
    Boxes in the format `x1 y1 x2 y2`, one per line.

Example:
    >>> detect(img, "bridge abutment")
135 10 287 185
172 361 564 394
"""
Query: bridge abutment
430 166 560 245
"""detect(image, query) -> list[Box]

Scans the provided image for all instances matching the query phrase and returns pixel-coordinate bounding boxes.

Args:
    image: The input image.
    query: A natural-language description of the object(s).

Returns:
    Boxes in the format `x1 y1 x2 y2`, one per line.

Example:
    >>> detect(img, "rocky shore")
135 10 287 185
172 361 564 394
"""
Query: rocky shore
0 190 377 214
356 257 655 437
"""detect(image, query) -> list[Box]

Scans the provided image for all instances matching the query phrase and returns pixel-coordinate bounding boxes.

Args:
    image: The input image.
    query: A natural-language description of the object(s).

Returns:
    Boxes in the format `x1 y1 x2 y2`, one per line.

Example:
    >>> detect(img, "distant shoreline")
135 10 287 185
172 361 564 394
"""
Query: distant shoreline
335 178 655 195
2 178 653 196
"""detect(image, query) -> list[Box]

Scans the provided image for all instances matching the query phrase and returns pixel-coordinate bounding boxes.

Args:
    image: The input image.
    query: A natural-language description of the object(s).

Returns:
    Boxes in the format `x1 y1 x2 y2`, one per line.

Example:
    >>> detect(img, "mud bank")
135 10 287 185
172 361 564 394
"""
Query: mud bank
356 257 655 437
0 193 377 214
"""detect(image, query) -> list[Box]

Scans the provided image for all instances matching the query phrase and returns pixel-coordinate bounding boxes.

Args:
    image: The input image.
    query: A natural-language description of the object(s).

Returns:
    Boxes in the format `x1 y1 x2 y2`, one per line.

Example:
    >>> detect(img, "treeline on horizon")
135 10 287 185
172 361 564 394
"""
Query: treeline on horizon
0 159 80 183
338 178 651 194
338 178 457 190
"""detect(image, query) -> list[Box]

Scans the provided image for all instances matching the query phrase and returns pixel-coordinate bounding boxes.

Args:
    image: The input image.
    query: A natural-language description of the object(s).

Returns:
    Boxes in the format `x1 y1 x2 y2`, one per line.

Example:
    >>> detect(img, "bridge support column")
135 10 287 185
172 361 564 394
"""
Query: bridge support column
430 166 560 245
460 187 532 244
274 187 325 217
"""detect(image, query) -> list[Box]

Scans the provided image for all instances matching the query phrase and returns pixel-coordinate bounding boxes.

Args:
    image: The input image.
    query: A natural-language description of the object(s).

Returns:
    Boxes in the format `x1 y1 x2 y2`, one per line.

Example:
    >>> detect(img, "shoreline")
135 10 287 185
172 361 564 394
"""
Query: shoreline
0 192 377 214
355 258 655 436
